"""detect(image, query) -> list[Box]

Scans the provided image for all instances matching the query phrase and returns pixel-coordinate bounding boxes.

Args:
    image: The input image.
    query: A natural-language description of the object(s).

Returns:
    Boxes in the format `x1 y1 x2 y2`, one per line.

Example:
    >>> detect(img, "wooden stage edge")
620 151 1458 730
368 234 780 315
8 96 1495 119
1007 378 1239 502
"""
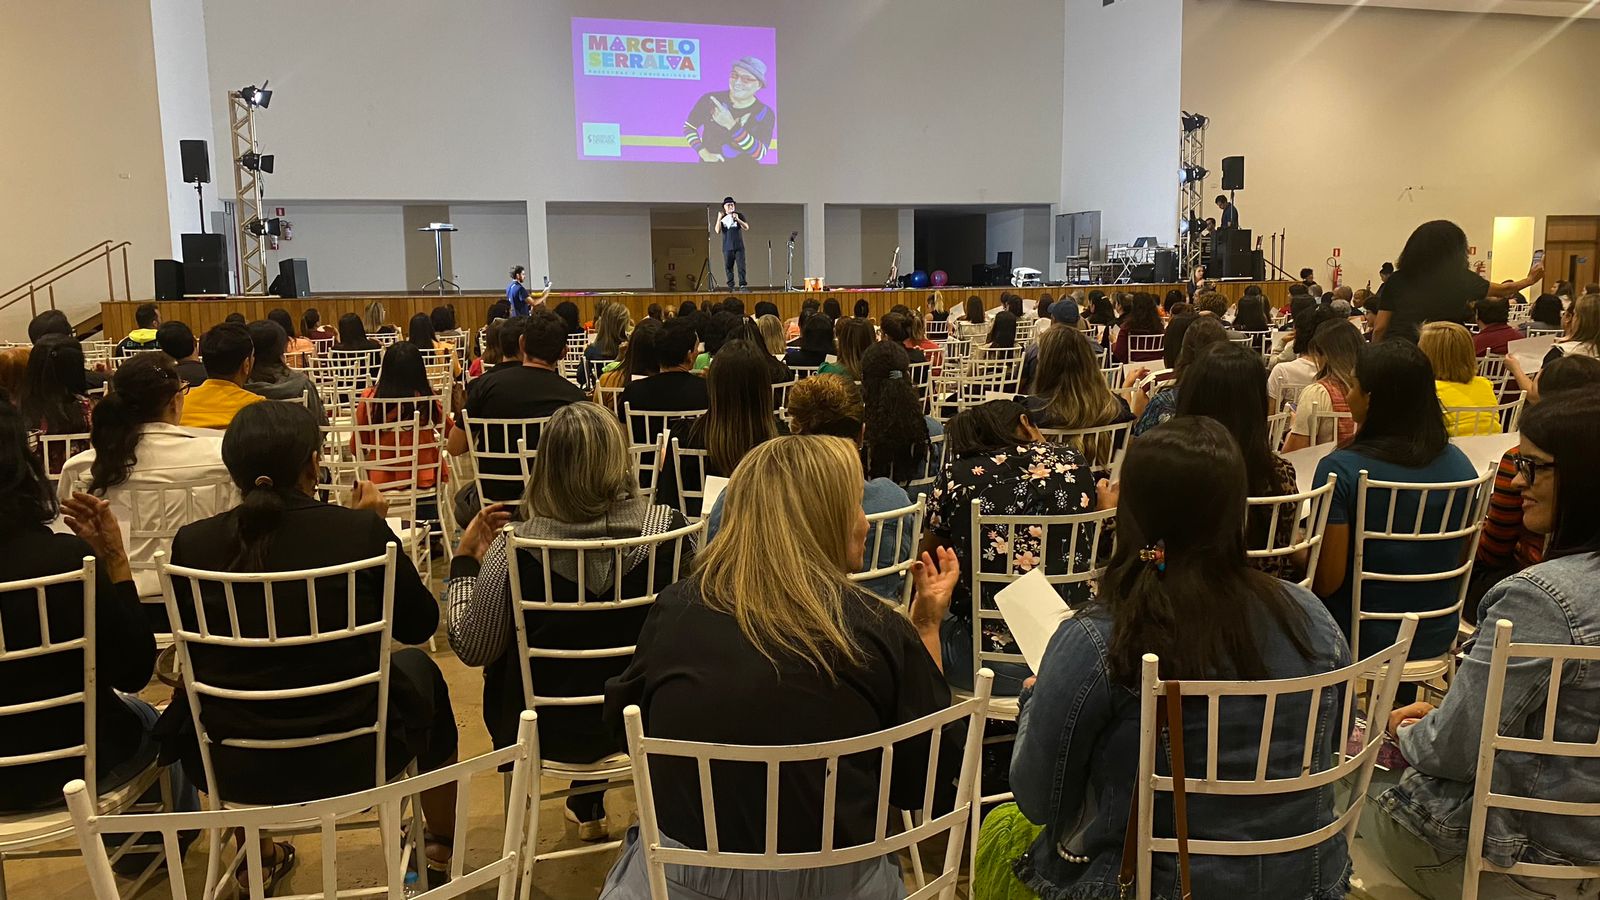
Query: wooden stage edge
100 281 1291 341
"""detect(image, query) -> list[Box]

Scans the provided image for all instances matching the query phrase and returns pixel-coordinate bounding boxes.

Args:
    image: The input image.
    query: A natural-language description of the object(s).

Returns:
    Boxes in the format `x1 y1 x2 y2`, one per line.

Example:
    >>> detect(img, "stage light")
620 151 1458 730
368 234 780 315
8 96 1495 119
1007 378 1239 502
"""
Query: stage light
1180 165 1208 184
1180 111 1208 132
240 152 275 174
1179 212 1206 235
245 216 283 237
238 81 272 108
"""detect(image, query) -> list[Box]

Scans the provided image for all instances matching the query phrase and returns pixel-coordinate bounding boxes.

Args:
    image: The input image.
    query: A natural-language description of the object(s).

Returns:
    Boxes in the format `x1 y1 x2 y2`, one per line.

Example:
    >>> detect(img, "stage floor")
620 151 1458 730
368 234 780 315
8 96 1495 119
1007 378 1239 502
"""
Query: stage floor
101 281 1291 340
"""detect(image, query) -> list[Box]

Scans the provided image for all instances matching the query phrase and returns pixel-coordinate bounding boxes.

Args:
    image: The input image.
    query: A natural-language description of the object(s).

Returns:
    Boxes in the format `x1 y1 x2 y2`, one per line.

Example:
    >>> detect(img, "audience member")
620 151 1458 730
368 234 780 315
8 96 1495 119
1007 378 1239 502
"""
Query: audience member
984 310 1019 353
178 323 262 430
1472 297 1521 357
659 341 783 511
1282 319 1363 451
692 311 738 371
333 313 382 352
1544 292 1600 365
1366 387 1600 900
116 303 161 354
595 318 661 400
879 312 925 364
585 302 630 384
1008 415 1348 899
354 341 450 491
1111 293 1163 364
364 300 396 335
617 316 710 444
756 314 787 359
0 399 160 812
267 308 314 365
1311 340 1478 665
1268 304 1335 408
821 297 843 322
163 401 457 880
243 320 323 422
1193 292 1246 340
156 321 208 385
1419 322 1499 435
1025 325 1132 432
1527 293 1564 332
725 320 791 383
300 307 335 342
603 435 960 898
926 399 1105 693
0 311 71 397
553 301 584 336
822 317 874 379
1162 288 1185 316
468 319 505 379
407 312 460 379
1374 220 1542 342
1232 292 1271 333
860 342 940 486
448 402 690 841
22 335 92 462
785 313 836 368
1131 316 1228 437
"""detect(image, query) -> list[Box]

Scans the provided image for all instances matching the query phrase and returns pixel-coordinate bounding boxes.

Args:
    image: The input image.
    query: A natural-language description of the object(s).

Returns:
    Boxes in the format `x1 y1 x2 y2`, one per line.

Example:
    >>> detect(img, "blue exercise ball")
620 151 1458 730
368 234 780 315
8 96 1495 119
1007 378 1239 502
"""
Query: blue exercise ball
909 270 930 288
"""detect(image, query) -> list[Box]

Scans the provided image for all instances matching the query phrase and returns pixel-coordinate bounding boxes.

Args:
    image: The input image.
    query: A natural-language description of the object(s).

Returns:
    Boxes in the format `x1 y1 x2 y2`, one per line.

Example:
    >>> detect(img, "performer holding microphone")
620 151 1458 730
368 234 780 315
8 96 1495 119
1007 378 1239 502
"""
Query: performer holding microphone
715 196 750 290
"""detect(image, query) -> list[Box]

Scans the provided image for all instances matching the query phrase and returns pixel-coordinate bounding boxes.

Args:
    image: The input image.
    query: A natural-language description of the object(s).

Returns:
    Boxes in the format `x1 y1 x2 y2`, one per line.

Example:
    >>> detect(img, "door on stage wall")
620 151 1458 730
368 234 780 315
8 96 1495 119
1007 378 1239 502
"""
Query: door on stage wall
650 208 711 293
1545 215 1600 295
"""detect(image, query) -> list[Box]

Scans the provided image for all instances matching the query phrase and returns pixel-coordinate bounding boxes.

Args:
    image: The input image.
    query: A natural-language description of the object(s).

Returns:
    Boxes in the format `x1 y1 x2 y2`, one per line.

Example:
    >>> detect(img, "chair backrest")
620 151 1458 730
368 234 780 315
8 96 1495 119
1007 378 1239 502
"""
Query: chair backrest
463 413 550 508
624 403 706 447
1245 475 1337 590
669 437 715 521
114 470 239 605
623 670 993 900
1476 354 1509 386
67 710 542 900
595 382 626 415
925 318 948 341
35 430 92 485
368 331 397 347
771 379 797 411
631 433 669 505
1266 409 1294 452
1038 421 1134 480
1443 391 1525 435
849 495 926 609
903 432 946 495
1525 325 1562 337
788 365 821 381
1462 619 1600 899
1127 332 1164 359
942 337 972 364
1239 330 1275 355
0 557 101 796
157 544 400 805
350 409 438 543
1350 465 1496 662
1127 617 1420 899
1309 409 1354 446
504 520 703 715
969 503 1117 674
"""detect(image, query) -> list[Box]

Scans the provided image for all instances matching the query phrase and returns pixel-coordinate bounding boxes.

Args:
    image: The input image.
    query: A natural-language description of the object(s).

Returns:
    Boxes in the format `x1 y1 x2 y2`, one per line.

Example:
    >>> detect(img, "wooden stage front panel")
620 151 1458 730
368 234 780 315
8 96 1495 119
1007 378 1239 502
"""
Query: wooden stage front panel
100 281 1291 341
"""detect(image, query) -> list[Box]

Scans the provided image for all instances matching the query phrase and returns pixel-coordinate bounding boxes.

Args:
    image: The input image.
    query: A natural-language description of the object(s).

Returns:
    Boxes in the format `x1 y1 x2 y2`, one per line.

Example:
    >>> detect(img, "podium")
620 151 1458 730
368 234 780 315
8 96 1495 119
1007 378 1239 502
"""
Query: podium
418 223 460 294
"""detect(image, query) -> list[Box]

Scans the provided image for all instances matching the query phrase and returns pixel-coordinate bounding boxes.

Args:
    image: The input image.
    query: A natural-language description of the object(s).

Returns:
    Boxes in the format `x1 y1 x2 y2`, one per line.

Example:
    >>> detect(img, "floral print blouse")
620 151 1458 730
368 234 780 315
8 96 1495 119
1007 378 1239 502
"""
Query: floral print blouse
927 441 1099 657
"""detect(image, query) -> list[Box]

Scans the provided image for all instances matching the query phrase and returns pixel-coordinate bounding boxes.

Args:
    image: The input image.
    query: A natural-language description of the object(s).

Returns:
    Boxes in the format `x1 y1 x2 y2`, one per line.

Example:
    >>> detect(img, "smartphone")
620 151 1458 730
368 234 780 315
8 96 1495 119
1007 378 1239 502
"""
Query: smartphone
1532 249 1545 268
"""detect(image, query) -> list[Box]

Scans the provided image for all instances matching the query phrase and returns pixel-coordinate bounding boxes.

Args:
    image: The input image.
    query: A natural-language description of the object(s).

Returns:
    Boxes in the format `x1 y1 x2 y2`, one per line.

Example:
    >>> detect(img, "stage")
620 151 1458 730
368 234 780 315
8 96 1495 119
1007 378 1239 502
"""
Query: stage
99 280 1292 341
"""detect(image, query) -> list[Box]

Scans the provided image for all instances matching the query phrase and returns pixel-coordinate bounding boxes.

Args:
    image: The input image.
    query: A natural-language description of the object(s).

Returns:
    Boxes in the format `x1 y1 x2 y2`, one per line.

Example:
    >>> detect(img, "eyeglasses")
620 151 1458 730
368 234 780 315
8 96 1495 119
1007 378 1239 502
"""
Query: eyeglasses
1511 453 1554 484
729 72 761 86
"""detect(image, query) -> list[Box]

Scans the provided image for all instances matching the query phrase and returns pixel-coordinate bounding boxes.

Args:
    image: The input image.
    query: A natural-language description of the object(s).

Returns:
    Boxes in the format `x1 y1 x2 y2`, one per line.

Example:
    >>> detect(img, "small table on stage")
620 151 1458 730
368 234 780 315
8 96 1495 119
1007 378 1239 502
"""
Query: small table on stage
418 222 460 295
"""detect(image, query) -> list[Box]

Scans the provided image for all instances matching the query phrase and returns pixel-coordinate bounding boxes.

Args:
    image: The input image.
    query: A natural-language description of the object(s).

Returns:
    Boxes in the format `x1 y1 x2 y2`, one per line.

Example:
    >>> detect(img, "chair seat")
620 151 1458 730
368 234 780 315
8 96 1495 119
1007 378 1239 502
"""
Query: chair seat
0 764 160 850
952 686 1018 722
1368 655 1453 685
385 518 429 550
541 752 631 780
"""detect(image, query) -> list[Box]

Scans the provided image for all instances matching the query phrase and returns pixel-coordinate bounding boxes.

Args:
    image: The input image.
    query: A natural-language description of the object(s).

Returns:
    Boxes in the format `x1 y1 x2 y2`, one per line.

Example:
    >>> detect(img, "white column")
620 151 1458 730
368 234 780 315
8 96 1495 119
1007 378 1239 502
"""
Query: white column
148 0 217 256
803 201 826 285
525 199 551 286
897 207 915 275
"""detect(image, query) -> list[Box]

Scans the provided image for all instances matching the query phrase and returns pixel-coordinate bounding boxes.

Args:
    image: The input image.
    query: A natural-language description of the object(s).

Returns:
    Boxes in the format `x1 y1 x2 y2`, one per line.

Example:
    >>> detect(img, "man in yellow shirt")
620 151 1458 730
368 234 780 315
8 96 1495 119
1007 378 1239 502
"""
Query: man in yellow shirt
180 321 264 430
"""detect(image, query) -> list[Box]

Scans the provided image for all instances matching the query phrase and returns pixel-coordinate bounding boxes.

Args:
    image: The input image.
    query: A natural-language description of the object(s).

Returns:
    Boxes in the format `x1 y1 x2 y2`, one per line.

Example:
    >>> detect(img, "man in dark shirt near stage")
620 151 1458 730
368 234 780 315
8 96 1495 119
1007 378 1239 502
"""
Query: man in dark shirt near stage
683 57 775 165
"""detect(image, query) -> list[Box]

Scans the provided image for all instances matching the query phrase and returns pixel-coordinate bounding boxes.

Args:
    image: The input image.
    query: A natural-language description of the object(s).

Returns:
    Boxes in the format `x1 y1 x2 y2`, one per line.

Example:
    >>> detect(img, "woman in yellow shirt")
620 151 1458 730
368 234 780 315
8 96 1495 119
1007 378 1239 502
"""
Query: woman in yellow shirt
1420 321 1499 435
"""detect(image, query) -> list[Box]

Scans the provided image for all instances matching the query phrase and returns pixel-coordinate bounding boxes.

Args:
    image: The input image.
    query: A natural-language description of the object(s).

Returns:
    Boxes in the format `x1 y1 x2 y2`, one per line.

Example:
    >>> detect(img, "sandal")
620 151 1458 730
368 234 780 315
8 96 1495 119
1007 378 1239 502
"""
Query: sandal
237 841 296 896
399 825 454 887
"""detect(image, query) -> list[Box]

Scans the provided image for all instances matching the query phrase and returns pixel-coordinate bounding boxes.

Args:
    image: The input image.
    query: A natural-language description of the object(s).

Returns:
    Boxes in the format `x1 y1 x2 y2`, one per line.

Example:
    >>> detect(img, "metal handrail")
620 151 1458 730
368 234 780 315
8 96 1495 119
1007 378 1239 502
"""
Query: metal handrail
0 240 133 320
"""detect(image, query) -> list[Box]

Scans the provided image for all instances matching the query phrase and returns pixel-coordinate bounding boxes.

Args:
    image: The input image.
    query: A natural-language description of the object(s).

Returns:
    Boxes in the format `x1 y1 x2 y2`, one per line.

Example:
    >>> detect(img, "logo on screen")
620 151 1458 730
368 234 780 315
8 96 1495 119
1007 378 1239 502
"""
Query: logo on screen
582 123 622 157
583 32 701 80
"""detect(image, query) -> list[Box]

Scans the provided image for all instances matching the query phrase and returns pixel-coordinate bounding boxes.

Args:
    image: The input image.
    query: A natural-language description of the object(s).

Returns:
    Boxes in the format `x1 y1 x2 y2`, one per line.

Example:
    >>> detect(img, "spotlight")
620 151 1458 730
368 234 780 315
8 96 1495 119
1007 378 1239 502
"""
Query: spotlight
1180 111 1208 132
244 216 283 237
1179 212 1206 235
240 152 275 174
238 81 272 108
1179 164 1208 184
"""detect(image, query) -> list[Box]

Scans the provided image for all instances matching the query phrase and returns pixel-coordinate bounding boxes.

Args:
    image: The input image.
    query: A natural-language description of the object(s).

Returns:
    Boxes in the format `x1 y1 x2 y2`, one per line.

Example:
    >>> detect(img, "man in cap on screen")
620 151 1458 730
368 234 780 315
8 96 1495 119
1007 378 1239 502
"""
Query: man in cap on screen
683 56 775 165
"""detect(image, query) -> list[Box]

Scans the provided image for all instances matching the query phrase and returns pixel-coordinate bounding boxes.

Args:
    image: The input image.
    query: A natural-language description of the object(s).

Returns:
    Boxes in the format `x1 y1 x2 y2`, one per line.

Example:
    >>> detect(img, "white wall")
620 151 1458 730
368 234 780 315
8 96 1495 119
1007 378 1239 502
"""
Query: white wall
149 0 218 259
824 207 863 287
546 205 653 290
449 204 532 290
265 203 408 292
1182 0 1600 287
1061 0 1183 254
201 0 1066 278
987 207 1054 274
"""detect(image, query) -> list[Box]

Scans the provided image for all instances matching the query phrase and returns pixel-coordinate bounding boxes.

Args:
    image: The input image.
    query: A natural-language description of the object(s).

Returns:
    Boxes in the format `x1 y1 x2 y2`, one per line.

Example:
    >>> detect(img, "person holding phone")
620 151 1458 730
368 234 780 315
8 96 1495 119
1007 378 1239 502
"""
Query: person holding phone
714 196 750 291
682 57 775 165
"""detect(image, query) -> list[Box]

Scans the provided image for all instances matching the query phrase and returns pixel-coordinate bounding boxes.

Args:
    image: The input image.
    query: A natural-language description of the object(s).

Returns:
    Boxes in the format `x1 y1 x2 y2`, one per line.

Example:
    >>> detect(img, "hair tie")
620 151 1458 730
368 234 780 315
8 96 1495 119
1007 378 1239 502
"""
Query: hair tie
1138 540 1166 574
888 370 904 380
253 475 274 488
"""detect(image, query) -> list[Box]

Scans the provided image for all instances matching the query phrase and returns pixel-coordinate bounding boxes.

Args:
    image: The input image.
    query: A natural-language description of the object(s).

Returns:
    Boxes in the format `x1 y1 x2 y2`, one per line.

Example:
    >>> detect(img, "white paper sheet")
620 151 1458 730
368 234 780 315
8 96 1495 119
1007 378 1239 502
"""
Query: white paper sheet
1508 335 1556 375
702 475 729 514
994 568 1076 672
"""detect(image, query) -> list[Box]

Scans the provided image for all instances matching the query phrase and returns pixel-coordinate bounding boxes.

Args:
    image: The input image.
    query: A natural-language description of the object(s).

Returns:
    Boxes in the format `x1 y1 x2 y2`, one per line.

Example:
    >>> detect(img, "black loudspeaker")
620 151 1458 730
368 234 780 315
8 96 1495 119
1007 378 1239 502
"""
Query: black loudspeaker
1248 250 1266 281
1221 155 1245 191
276 258 310 298
1153 249 1178 283
179 139 210 184
180 233 228 294
153 259 184 300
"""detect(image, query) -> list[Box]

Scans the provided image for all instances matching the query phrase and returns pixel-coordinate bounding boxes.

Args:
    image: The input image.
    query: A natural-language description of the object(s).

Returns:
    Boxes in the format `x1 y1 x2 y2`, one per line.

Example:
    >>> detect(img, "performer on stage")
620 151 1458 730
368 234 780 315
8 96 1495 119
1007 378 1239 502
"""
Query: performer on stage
1211 194 1239 274
683 57 775 165
715 197 750 290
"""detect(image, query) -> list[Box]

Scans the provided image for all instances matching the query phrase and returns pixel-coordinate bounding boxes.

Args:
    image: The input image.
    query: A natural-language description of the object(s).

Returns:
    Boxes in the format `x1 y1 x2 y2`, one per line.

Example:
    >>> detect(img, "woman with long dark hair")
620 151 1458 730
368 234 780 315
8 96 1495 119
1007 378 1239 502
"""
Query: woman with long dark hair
1374 220 1543 343
165 401 458 880
727 319 792 383
1008 416 1346 899
822 317 875 379
1364 386 1600 899
353 341 450 490
333 313 381 352
859 342 940 486
244 320 323 422
1177 342 1302 579
985 310 1018 352
822 297 843 322
785 313 836 368
22 334 91 465
1111 292 1164 364
661 341 784 511
1527 293 1564 331
1282 319 1363 451
595 318 662 401
1130 316 1228 436
268 308 314 365
1232 292 1271 332
1311 340 1479 661
553 301 584 335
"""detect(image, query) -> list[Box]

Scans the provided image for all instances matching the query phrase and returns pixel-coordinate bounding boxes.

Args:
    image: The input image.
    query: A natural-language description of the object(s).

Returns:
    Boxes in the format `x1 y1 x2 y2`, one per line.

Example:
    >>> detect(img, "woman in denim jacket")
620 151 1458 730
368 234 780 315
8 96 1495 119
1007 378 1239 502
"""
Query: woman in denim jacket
1368 388 1600 899
1010 416 1352 900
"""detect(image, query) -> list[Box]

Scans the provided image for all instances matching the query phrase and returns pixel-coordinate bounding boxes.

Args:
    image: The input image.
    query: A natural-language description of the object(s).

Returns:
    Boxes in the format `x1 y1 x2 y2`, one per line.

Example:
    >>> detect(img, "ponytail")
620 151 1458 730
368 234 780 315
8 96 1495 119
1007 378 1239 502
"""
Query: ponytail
220 401 322 571
88 353 183 494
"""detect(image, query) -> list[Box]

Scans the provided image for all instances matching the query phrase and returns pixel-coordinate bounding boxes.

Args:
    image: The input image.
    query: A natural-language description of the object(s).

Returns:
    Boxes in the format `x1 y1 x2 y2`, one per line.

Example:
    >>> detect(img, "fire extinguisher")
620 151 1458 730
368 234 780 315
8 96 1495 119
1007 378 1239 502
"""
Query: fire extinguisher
1326 254 1342 289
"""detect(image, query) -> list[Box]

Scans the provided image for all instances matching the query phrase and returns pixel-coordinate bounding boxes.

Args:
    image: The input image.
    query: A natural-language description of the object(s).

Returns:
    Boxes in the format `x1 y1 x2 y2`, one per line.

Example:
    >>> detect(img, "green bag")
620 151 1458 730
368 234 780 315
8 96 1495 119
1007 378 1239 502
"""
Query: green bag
973 802 1043 900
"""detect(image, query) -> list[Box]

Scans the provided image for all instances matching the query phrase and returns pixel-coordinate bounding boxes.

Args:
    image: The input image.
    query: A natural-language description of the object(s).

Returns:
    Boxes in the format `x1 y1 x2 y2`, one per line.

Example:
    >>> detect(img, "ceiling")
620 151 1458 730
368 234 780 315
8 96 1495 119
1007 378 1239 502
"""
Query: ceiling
1252 0 1600 20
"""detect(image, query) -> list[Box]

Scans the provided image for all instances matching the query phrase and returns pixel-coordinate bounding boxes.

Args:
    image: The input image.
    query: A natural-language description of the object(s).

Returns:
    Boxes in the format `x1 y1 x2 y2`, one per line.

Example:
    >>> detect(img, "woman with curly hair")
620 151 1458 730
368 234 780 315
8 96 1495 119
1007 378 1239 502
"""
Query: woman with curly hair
860 342 942 487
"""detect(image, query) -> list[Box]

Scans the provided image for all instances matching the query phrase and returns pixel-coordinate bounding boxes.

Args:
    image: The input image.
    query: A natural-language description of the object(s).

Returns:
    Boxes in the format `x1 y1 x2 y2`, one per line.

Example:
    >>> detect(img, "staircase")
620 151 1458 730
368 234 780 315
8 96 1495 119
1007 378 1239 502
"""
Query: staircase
0 240 132 338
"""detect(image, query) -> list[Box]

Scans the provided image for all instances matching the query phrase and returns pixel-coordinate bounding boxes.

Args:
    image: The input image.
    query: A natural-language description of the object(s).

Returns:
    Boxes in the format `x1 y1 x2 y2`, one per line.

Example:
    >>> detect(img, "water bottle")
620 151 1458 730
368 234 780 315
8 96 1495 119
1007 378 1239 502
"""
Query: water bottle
402 870 423 898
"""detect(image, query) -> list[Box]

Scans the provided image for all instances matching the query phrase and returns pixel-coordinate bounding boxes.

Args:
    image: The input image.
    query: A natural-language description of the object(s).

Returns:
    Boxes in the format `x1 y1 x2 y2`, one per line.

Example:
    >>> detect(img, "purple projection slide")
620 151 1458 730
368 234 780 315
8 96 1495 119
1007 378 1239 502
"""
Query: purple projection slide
571 17 778 165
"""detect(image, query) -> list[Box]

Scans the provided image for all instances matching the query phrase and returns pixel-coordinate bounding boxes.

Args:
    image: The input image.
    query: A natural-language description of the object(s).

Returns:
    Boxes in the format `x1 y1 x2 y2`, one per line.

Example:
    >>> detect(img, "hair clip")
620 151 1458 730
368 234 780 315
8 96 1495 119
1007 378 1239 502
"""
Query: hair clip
1138 540 1166 573
887 370 904 380
253 475 274 488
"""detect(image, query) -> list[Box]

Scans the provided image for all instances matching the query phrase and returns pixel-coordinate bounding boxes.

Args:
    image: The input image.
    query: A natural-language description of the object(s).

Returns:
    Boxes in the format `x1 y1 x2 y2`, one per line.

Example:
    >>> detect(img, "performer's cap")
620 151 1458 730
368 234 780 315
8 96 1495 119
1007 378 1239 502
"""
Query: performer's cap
723 196 736 205
732 57 768 87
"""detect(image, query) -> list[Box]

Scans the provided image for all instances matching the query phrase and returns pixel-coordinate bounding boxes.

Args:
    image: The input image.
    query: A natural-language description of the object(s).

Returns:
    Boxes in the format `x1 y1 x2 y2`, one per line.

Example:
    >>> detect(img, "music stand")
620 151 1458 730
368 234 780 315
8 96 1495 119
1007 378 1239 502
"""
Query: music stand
418 222 460 294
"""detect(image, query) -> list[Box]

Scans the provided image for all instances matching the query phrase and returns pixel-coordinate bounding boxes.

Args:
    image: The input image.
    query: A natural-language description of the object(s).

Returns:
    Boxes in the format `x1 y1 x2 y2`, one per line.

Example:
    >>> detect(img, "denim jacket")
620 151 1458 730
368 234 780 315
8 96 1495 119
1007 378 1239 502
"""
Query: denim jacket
1010 582 1352 900
1379 551 1600 869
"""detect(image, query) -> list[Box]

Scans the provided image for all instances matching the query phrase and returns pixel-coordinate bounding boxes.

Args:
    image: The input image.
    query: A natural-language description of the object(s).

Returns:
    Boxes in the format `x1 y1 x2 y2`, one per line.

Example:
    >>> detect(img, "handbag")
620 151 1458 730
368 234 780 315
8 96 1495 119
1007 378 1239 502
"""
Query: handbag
1118 680 1193 900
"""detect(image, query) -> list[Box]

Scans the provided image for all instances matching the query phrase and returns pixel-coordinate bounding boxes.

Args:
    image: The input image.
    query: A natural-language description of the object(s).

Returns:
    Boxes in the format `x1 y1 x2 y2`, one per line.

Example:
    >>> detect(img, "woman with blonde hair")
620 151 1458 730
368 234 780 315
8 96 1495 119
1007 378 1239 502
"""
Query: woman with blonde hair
1025 326 1131 430
583 301 630 387
1419 321 1499 435
363 299 394 335
756 313 786 358
1546 292 1600 362
601 435 961 900
450 400 694 840
821 317 875 380
1282 319 1364 451
925 290 948 323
